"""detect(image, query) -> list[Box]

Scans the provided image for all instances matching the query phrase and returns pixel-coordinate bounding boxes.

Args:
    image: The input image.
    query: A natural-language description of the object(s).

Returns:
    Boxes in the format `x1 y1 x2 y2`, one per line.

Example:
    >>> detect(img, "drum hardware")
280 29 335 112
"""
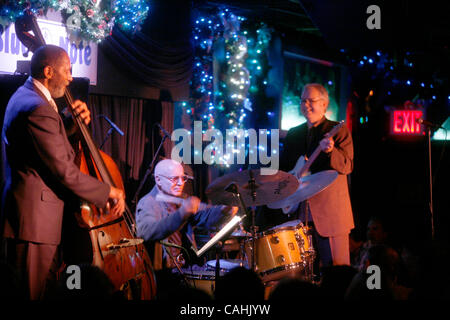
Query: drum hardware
206 169 299 275
180 269 224 297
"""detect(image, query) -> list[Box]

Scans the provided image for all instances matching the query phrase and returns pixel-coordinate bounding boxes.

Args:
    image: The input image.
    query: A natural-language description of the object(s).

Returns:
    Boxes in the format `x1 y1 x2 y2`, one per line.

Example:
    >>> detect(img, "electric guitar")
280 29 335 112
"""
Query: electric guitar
282 120 345 213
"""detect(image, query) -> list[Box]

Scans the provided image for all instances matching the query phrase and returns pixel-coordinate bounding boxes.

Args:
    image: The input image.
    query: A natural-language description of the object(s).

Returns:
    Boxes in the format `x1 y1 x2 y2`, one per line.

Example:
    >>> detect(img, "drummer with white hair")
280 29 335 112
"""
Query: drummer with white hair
135 159 238 270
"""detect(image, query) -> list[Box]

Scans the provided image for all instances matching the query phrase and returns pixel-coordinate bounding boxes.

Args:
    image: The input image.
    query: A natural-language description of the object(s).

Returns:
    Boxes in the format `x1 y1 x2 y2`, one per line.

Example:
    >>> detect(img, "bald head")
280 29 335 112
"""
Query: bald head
31 45 68 79
155 159 184 177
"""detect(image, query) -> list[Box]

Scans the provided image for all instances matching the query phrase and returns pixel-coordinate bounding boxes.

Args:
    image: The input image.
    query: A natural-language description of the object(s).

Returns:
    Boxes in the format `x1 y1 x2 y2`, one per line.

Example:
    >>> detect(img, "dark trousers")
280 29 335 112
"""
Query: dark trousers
5 238 60 300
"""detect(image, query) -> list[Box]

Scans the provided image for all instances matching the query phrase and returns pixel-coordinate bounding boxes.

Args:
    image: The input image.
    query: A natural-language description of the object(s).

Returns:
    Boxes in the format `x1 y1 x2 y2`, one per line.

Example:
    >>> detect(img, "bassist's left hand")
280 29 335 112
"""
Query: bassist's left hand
71 100 91 125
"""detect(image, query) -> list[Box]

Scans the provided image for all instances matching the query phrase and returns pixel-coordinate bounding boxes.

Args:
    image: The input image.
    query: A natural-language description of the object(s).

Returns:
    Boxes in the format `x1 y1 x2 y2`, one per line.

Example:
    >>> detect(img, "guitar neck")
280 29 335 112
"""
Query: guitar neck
298 147 321 176
297 121 345 176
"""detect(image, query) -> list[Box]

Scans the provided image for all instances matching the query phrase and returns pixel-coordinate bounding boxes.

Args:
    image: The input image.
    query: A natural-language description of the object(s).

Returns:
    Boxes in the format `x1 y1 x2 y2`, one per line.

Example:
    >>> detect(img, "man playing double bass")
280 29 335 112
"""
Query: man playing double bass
1 45 125 300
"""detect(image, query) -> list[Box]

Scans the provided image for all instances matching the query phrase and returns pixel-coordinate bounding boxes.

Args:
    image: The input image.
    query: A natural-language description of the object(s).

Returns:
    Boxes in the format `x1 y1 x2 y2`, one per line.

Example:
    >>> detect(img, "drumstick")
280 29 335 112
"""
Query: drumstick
155 192 211 211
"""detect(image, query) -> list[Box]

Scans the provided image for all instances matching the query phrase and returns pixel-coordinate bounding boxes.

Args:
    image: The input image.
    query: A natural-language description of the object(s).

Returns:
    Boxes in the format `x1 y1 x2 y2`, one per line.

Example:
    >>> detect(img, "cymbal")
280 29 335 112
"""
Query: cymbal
230 229 252 238
267 170 338 209
205 169 299 207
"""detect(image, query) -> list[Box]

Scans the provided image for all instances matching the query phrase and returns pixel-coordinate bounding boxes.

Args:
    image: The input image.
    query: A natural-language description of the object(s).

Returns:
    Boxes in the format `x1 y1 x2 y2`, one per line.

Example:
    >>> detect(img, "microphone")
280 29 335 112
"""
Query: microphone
100 115 124 136
156 123 171 137
416 118 443 129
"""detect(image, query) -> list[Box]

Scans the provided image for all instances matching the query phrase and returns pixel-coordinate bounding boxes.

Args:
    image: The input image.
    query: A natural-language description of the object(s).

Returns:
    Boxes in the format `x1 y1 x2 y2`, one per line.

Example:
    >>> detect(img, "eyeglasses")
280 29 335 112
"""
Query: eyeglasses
158 174 190 184
301 98 323 105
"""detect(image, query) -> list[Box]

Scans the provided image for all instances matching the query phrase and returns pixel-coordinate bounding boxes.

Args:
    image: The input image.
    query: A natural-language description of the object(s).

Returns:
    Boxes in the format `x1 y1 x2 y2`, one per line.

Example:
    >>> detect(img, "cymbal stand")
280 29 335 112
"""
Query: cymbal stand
225 182 255 271
248 170 258 272
302 225 316 283
303 202 316 283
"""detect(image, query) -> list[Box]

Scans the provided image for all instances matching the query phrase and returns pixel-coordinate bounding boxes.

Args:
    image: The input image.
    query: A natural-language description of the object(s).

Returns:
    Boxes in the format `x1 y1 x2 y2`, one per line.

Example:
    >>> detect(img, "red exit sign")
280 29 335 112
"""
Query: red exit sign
391 110 424 135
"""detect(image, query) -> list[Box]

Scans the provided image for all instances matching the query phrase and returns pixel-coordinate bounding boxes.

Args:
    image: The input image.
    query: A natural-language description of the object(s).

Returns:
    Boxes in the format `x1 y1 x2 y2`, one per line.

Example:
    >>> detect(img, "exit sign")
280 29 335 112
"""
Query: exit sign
391 110 425 135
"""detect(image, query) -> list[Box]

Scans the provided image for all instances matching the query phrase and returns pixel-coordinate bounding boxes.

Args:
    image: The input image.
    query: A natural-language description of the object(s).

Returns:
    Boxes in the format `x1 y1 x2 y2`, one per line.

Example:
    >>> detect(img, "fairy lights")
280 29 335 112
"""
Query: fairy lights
0 0 149 43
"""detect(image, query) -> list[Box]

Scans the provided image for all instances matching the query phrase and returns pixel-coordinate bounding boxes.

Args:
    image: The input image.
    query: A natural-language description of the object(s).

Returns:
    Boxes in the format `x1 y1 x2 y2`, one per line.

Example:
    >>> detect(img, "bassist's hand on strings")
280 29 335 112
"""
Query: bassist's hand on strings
107 186 125 217
71 100 91 125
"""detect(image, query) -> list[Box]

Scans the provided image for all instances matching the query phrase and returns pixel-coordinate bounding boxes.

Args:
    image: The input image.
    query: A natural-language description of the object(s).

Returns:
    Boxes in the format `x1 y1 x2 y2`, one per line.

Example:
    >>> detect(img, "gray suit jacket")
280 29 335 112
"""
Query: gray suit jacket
1 78 110 245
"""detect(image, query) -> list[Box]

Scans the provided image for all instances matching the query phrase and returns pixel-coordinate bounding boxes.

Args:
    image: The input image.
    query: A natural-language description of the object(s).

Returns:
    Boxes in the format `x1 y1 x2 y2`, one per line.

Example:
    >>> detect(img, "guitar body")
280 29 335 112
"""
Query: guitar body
289 155 309 179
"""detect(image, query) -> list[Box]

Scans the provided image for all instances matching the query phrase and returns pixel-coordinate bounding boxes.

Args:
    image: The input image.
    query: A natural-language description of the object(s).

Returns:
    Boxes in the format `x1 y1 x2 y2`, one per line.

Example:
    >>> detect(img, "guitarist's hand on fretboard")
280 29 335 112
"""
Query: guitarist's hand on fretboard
319 133 335 153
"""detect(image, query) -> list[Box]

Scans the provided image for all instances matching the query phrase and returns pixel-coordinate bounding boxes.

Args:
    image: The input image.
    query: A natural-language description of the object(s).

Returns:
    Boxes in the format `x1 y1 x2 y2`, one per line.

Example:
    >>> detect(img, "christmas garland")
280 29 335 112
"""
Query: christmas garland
0 0 149 43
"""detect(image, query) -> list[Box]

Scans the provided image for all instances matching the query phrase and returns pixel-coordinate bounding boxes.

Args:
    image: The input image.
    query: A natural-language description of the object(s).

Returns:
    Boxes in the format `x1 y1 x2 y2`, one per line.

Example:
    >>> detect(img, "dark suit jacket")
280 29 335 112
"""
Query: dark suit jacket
280 117 354 237
1 78 110 245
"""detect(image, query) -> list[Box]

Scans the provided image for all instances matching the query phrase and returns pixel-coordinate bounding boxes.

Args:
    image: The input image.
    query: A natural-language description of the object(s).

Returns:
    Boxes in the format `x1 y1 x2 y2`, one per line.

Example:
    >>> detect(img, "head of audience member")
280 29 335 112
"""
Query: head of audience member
345 245 399 301
44 264 117 300
366 244 401 283
300 83 329 127
320 265 358 298
269 277 322 301
31 44 72 98
214 267 265 301
154 159 188 197
366 216 389 245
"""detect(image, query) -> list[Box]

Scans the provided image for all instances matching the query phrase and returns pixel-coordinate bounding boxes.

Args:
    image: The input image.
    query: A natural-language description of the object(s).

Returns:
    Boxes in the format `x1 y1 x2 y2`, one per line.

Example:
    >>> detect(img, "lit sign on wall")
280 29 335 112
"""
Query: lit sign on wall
391 110 424 135
0 18 98 85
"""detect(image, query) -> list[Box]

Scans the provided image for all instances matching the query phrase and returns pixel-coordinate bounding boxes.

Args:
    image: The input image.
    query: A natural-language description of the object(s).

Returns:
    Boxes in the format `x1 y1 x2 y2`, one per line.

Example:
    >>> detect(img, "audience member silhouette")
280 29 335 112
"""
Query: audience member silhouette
269 277 323 301
44 264 118 300
353 216 393 270
320 265 357 298
345 244 409 300
214 267 265 301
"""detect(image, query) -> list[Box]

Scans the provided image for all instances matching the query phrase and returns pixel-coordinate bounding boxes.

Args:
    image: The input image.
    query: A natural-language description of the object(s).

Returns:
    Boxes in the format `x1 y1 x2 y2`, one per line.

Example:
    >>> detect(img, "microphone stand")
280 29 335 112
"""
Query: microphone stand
426 127 435 240
99 127 114 150
131 133 169 210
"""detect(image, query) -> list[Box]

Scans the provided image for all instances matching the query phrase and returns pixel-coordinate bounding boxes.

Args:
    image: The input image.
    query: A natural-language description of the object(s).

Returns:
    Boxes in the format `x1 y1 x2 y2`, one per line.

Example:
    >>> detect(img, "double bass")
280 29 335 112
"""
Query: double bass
15 10 157 299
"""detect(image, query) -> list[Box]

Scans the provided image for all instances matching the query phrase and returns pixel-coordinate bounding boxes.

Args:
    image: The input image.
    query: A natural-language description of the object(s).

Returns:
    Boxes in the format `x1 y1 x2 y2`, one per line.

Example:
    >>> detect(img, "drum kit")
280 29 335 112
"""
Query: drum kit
181 168 339 294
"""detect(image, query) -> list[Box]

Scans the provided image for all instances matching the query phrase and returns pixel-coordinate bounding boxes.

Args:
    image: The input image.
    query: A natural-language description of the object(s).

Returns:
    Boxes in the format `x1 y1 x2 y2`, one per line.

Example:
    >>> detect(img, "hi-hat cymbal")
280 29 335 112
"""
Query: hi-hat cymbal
267 170 338 209
230 229 252 238
205 169 299 207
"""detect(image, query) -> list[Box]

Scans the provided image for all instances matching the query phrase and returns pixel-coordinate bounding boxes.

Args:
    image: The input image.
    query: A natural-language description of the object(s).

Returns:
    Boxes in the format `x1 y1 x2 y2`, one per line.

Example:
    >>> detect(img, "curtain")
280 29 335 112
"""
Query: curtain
161 101 174 158
101 28 193 90
88 94 164 203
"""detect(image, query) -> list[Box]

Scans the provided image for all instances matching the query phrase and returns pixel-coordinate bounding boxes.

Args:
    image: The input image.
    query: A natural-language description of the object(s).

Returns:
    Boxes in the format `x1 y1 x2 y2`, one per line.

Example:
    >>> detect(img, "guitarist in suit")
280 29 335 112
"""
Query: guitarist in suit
280 83 354 267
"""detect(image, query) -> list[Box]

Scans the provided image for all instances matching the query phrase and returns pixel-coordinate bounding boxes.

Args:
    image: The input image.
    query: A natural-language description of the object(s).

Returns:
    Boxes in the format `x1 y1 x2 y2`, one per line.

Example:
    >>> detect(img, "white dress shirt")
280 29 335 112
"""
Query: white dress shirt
30 77 59 113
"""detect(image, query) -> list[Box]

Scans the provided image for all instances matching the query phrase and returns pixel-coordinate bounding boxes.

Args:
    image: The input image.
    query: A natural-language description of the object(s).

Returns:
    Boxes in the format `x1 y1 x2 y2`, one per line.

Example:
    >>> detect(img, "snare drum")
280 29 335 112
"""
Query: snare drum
182 269 221 296
245 220 310 282
206 259 245 272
